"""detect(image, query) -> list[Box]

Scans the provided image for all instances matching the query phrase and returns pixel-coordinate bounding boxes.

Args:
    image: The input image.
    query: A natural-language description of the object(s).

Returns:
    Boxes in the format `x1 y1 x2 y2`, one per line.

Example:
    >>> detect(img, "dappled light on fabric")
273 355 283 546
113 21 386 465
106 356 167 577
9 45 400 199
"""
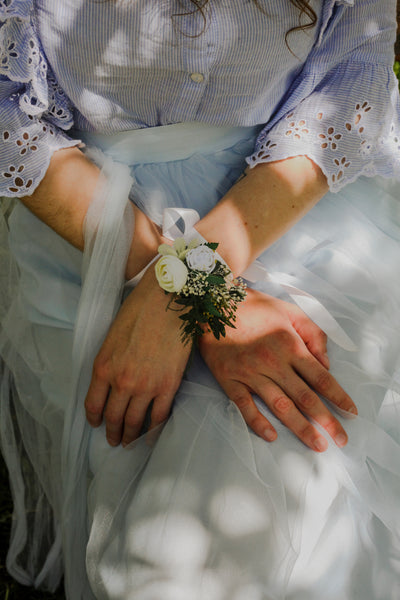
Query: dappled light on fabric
1 2 400 599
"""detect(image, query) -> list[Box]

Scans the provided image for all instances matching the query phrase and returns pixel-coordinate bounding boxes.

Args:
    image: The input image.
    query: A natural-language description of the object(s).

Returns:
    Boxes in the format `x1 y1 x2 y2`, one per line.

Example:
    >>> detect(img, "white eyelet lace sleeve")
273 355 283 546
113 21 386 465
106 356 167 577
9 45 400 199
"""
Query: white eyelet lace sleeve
0 0 79 197
246 0 400 192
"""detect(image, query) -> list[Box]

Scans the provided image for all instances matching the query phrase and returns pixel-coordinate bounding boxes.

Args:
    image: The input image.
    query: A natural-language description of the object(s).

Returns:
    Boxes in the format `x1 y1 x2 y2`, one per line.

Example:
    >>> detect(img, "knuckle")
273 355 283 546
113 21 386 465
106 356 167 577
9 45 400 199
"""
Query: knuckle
161 375 178 395
297 388 317 410
272 395 292 415
248 415 267 435
334 393 353 411
104 411 123 427
315 370 332 394
85 400 102 417
133 373 155 396
308 322 327 341
124 413 142 429
92 356 110 382
232 393 252 412
113 372 134 394
324 418 341 438
156 390 175 405
316 329 328 344
299 423 316 441
151 407 170 424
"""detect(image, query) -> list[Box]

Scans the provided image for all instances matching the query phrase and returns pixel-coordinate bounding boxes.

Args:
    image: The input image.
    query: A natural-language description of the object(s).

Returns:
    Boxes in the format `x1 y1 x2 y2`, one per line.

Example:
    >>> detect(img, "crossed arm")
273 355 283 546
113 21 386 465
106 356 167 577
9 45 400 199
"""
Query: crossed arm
19 145 357 450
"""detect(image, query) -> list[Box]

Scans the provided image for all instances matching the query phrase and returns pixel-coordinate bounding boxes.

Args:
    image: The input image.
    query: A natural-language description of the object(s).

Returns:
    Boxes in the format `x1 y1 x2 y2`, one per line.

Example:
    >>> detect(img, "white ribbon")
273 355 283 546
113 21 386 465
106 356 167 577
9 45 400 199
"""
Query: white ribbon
127 207 357 352
162 207 203 244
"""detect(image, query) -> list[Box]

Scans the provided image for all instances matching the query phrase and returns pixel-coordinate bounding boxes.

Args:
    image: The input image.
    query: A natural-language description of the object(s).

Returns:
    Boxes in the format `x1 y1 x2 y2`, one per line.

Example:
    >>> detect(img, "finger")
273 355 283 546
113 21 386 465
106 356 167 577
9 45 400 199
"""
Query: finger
121 396 153 447
222 380 277 442
287 305 330 369
104 390 132 447
253 377 328 451
293 353 357 417
148 393 174 431
143 394 174 447
85 368 110 427
279 370 349 448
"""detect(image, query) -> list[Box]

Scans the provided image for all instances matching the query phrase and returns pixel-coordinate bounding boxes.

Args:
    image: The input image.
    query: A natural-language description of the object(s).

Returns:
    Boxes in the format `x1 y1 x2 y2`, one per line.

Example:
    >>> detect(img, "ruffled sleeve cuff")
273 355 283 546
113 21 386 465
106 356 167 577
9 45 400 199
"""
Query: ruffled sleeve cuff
0 0 79 197
246 61 400 192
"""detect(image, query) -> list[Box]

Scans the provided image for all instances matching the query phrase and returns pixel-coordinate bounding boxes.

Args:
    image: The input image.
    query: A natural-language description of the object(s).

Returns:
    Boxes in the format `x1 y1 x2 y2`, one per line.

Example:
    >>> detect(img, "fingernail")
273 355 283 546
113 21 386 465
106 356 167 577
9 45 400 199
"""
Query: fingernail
323 353 330 369
313 437 328 452
264 429 277 442
348 406 358 415
335 433 347 448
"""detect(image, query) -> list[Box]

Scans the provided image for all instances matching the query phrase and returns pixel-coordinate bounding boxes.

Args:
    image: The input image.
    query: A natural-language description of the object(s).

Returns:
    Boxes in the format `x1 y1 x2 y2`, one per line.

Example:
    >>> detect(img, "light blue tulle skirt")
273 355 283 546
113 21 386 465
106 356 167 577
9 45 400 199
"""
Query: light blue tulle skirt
1 123 400 600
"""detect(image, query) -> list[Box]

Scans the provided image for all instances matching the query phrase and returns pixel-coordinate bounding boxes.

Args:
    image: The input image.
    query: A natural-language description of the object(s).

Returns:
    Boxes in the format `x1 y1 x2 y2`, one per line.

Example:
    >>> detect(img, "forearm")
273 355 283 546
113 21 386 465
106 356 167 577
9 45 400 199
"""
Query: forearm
195 156 328 276
18 146 161 279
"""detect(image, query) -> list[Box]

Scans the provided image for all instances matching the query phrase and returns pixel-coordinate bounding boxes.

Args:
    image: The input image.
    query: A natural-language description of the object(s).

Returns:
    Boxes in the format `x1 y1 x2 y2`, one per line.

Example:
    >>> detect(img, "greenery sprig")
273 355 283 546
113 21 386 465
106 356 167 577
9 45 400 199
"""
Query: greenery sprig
155 238 247 345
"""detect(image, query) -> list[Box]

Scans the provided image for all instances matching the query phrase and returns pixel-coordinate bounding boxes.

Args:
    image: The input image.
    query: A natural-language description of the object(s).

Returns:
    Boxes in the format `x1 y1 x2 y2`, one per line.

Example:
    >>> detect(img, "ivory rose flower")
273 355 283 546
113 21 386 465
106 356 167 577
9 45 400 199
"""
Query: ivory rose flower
155 255 188 293
186 246 216 273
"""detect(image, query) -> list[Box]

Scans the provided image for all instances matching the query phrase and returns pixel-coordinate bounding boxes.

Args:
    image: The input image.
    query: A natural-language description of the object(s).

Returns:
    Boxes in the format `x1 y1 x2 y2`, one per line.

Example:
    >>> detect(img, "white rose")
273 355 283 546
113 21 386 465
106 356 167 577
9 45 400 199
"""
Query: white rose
186 246 216 273
155 255 188 293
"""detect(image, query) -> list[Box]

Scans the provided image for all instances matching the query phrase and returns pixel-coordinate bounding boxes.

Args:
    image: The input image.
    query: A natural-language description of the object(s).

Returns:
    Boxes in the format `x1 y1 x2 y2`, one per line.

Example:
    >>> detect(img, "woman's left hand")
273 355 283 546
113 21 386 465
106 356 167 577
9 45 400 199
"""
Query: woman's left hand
199 288 357 451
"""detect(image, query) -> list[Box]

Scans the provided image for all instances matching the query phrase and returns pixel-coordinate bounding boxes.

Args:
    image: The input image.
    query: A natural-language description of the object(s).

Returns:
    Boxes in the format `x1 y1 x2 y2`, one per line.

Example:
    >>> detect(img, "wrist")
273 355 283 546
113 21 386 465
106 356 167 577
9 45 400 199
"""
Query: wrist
125 207 163 280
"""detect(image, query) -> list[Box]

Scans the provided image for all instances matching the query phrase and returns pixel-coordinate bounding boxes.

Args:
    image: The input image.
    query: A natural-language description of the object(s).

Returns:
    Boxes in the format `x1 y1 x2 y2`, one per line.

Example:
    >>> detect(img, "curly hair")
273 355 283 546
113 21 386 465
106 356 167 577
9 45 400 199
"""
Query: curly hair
101 1 318 41
172 0 317 41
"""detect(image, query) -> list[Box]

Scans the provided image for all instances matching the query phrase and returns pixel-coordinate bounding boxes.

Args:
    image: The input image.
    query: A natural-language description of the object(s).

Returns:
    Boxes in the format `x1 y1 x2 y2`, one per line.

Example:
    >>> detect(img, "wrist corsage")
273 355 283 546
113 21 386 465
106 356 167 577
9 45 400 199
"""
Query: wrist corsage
155 238 247 345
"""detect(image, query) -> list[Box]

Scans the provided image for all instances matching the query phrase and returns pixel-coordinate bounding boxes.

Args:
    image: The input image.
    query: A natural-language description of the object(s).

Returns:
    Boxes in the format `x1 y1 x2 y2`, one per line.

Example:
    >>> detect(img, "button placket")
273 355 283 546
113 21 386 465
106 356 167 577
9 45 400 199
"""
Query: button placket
167 8 216 121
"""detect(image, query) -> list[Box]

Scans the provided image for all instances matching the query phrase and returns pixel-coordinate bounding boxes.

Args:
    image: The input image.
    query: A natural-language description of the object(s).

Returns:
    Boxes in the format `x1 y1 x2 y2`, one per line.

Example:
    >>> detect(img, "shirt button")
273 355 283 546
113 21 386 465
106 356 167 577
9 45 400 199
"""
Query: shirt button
190 72 204 83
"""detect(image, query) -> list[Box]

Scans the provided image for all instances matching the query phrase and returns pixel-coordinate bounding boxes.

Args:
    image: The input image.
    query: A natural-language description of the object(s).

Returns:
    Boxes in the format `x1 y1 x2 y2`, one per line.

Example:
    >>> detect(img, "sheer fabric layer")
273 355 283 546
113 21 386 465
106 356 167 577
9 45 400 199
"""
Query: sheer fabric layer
0 123 400 599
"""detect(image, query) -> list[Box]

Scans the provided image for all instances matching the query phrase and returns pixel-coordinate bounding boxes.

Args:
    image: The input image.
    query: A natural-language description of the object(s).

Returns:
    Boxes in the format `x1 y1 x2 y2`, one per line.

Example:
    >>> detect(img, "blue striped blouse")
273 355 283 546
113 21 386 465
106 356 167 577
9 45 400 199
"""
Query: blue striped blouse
0 0 399 195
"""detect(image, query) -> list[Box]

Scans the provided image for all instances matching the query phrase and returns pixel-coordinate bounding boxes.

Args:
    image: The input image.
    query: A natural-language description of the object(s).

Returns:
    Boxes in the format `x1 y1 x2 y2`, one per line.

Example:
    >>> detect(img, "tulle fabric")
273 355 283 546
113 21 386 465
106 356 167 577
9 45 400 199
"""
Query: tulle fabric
1 123 400 599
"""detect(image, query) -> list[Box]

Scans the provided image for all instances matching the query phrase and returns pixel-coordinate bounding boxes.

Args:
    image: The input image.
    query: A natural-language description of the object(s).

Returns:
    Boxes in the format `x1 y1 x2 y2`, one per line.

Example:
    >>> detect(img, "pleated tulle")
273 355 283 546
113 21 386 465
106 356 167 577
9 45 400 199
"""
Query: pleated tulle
1 124 400 599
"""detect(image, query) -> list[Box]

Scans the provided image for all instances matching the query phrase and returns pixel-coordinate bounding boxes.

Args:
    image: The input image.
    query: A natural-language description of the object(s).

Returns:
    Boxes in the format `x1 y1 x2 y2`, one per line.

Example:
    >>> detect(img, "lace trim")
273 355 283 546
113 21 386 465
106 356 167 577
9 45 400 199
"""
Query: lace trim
0 0 73 127
0 95 81 196
248 100 400 191
0 0 32 21
1 116 79 195
0 0 77 196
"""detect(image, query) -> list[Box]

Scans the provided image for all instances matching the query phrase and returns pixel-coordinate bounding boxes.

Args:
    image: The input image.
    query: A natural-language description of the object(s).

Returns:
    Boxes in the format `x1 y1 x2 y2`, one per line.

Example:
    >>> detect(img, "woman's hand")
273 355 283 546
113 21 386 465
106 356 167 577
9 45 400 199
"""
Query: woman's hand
199 289 357 451
84 268 191 447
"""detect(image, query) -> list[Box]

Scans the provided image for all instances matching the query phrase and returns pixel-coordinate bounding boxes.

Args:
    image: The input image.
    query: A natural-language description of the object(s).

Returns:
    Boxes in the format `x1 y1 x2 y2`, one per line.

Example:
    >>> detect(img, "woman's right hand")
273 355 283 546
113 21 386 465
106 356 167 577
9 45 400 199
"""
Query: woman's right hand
84 267 191 447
